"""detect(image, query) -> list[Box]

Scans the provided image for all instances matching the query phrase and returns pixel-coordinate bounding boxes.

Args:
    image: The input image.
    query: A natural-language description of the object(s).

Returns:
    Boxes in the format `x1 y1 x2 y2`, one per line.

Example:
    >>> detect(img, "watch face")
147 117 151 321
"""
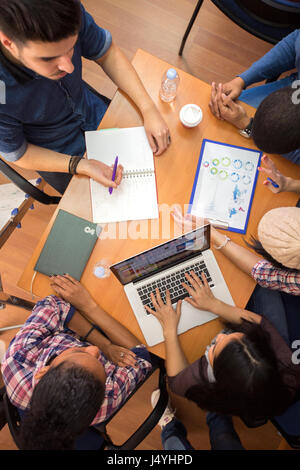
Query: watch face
239 129 251 138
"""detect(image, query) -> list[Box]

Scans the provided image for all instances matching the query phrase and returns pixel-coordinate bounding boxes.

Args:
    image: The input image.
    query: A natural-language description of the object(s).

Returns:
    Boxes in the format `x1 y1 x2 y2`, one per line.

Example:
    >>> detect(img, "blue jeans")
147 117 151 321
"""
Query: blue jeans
161 419 193 450
239 73 297 109
246 285 290 346
206 412 244 450
161 416 244 450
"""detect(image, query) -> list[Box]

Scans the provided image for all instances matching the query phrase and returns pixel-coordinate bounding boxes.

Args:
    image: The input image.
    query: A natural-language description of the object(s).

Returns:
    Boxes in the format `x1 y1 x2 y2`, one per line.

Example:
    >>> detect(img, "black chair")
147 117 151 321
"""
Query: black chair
179 0 300 55
271 401 300 449
2 352 169 450
0 159 61 205
240 402 300 449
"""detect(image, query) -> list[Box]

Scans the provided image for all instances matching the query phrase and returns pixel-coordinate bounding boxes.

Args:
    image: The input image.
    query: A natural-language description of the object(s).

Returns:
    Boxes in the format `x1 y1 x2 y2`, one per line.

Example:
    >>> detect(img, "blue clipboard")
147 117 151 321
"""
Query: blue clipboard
188 139 262 234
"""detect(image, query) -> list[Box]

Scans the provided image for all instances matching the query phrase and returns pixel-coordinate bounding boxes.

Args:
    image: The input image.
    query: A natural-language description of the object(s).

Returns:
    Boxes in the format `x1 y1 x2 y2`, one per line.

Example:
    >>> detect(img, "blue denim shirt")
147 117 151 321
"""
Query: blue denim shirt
0 3 112 162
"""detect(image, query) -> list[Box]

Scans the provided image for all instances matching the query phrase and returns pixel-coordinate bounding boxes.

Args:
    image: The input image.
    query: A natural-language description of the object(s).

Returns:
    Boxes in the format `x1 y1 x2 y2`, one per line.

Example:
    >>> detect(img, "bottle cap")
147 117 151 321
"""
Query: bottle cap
166 68 177 80
94 266 106 278
93 261 110 279
179 104 203 127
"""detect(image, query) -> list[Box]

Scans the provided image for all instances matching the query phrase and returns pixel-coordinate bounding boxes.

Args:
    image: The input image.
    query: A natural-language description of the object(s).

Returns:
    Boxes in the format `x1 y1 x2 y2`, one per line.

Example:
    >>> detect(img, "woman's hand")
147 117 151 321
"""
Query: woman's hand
182 271 216 312
258 154 289 193
50 274 97 314
145 289 182 339
103 343 138 367
171 206 206 232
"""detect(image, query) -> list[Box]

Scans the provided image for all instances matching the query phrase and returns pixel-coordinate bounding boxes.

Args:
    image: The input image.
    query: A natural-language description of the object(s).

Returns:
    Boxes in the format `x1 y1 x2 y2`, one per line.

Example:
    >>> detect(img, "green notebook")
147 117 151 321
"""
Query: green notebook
34 209 101 280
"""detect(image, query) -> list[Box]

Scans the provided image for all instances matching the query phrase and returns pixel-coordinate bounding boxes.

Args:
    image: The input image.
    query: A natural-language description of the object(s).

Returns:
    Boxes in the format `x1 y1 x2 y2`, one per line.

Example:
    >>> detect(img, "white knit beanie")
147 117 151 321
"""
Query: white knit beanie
258 207 300 269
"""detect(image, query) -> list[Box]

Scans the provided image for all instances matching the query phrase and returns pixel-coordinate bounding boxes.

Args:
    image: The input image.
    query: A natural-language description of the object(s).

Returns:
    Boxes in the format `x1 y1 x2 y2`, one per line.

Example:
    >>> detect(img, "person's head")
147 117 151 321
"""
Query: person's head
186 320 294 420
0 0 81 79
252 85 300 154
247 206 300 271
19 345 106 450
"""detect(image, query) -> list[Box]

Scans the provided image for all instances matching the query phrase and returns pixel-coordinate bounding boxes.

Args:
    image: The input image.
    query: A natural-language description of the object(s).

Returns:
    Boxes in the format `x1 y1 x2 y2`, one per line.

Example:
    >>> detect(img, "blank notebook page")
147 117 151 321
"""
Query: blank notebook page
85 127 159 224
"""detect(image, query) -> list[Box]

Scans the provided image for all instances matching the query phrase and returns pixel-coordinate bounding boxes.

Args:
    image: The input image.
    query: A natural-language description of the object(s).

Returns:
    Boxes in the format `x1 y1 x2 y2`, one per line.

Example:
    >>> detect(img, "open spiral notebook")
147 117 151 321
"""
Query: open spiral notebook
85 127 159 224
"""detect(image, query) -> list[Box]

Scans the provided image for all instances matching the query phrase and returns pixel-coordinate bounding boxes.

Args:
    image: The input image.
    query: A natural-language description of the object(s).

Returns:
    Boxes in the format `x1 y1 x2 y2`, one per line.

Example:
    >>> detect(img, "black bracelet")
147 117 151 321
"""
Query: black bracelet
81 325 95 342
80 323 108 342
68 156 82 175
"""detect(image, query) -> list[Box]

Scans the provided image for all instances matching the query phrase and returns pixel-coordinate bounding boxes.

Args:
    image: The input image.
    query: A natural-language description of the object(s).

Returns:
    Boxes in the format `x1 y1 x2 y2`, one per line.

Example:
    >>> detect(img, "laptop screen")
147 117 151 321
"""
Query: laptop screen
110 225 210 285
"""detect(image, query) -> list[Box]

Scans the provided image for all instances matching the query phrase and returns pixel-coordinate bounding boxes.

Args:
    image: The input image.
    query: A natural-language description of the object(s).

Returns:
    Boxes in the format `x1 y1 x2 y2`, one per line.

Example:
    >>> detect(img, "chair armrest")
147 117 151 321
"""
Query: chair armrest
108 364 168 450
94 353 168 450
0 158 61 205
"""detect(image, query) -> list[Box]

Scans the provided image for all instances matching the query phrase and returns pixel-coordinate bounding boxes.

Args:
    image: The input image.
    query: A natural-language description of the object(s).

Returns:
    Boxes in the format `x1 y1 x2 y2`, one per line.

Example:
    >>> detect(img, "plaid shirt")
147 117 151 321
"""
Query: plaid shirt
252 259 300 296
1 296 152 424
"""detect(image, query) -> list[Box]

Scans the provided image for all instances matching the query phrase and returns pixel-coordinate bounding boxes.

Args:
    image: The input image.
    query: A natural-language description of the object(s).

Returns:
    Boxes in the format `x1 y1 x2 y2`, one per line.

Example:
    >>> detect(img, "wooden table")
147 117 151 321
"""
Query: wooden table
18 49 300 362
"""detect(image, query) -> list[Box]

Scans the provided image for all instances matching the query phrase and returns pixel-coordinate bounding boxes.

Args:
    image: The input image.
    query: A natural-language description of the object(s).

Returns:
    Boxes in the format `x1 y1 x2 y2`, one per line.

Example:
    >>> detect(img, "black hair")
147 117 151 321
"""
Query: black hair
0 0 81 44
19 361 105 450
252 85 300 155
185 320 295 421
245 236 298 272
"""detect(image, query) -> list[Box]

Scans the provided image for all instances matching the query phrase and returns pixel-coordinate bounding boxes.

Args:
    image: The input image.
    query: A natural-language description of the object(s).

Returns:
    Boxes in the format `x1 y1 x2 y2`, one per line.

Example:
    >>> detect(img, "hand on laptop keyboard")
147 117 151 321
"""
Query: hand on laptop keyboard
141 270 215 316
181 271 216 311
144 289 182 334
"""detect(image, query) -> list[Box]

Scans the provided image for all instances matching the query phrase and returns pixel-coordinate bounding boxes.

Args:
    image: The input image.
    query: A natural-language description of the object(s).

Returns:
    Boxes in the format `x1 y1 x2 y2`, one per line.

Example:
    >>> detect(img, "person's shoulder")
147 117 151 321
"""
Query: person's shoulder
0 60 18 85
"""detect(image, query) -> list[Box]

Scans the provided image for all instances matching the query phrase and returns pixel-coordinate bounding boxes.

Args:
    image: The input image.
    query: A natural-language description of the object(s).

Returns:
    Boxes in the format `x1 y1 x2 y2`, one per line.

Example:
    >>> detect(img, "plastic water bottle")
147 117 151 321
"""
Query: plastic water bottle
159 68 180 102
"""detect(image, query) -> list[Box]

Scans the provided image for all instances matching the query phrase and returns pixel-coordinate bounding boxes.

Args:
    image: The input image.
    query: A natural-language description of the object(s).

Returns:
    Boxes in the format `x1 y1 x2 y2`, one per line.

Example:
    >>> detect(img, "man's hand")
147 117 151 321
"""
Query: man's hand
77 159 123 188
258 154 289 193
142 106 171 156
222 77 245 100
209 79 244 119
209 83 250 129
209 78 245 118
145 289 182 339
50 274 97 313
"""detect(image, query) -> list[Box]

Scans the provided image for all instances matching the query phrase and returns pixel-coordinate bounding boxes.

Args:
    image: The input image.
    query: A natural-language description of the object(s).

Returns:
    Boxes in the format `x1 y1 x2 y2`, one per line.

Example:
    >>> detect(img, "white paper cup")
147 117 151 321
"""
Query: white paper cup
179 104 202 127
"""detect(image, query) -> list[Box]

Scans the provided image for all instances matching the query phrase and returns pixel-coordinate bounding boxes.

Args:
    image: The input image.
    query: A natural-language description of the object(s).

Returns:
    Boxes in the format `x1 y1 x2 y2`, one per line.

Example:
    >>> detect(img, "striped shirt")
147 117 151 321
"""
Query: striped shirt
1 296 152 424
252 259 300 296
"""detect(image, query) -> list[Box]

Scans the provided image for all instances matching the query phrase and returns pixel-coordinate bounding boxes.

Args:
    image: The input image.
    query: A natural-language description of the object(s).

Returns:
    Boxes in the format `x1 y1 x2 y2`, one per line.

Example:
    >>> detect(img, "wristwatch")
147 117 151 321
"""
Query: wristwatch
239 118 253 138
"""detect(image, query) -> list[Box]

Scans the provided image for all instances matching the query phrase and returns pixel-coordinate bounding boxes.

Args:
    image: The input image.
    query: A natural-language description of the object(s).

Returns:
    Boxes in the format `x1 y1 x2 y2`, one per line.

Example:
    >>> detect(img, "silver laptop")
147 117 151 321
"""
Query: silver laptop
110 225 234 346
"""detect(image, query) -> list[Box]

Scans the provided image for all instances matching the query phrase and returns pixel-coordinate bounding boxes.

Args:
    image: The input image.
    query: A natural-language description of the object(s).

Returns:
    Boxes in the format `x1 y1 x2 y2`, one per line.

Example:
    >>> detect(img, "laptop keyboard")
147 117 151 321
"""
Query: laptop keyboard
137 260 214 314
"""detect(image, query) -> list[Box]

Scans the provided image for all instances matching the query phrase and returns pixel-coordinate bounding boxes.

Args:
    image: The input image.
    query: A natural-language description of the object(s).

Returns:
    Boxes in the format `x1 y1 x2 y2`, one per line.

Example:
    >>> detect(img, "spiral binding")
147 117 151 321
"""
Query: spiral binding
123 168 154 178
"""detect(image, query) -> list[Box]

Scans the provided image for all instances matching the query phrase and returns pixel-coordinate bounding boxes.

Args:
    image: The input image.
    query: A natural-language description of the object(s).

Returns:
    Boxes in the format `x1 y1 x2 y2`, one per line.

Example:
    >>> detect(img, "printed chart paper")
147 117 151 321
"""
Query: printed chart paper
189 139 262 233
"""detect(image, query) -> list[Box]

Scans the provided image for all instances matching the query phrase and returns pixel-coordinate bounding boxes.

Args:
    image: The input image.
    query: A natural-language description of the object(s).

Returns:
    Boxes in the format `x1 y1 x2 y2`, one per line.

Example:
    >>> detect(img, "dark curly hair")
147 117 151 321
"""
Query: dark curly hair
252 85 300 155
19 361 105 450
0 0 81 44
185 320 295 421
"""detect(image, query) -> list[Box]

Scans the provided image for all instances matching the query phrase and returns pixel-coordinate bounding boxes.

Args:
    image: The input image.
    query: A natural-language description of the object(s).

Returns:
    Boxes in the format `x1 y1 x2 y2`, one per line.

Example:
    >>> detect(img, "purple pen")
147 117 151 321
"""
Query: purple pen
109 156 118 194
